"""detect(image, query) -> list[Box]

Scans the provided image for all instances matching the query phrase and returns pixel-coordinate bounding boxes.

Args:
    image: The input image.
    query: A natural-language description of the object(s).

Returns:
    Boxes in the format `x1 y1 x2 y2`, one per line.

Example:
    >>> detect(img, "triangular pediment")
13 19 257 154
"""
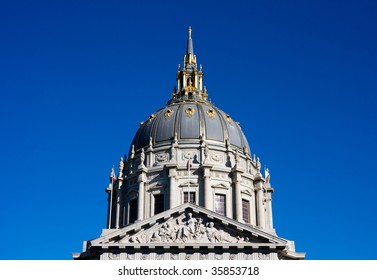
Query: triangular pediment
90 203 288 248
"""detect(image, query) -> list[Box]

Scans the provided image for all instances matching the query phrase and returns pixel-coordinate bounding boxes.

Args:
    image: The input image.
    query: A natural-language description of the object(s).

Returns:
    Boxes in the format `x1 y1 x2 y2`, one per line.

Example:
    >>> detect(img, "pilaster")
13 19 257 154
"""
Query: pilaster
232 164 244 223
254 174 266 229
137 166 148 221
202 163 213 211
166 163 178 208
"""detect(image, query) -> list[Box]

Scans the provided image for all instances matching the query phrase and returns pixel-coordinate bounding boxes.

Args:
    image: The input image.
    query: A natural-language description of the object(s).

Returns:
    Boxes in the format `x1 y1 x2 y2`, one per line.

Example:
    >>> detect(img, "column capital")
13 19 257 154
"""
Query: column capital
201 163 213 178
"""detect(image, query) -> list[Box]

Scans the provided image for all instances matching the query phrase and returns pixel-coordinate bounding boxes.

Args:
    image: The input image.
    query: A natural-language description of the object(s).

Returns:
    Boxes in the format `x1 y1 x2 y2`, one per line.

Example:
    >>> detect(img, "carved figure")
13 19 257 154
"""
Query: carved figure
170 145 176 162
204 143 209 163
150 223 172 242
234 150 240 165
123 212 251 244
265 167 270 183
256 157 261 173
181 213 197 241
205 222 222 243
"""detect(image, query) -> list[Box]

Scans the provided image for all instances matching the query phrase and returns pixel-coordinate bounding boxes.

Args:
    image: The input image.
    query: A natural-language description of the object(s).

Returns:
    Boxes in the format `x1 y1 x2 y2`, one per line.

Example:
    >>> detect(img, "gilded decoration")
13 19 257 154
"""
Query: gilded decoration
164 109 174 120
185 107 195 118
146 114 155 126
206 109 216 120
225 114 233 124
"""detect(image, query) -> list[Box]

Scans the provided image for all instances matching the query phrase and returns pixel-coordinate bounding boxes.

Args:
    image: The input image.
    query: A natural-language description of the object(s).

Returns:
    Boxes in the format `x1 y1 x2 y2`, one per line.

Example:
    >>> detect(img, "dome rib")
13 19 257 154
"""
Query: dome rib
129 102 250 156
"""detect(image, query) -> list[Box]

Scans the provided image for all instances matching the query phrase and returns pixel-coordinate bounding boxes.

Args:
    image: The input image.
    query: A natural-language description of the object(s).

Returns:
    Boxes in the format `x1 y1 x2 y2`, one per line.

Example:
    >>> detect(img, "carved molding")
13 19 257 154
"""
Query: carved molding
182 151 197 161
210 152 223 163
156 153 169 163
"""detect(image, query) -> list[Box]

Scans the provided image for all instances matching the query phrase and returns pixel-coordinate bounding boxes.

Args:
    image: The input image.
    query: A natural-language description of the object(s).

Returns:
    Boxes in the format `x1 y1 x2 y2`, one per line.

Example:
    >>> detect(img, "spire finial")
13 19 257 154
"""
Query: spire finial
186 26 194 55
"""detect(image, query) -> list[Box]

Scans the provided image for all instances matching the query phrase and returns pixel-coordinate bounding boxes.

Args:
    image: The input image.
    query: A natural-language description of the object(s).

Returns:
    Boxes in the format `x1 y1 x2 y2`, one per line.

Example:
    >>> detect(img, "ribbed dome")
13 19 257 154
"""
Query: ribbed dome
130 100 250 154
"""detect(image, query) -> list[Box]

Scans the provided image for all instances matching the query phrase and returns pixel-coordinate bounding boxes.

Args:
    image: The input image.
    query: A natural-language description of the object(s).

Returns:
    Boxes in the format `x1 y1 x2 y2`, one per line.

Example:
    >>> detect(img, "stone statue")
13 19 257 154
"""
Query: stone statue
205 222 222 243
256 157 261 173
109 166 115 183
118 157 124 178
180 213 197 242
265 167 270 183
140 148 145 167
130 145 135 159
234 150 240 165
204 142 209 164
170 145 176 162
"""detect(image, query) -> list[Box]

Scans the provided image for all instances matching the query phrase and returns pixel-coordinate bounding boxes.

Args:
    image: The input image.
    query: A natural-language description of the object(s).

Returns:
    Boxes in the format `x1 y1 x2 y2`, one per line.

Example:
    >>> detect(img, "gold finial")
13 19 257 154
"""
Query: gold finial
188 26 192 37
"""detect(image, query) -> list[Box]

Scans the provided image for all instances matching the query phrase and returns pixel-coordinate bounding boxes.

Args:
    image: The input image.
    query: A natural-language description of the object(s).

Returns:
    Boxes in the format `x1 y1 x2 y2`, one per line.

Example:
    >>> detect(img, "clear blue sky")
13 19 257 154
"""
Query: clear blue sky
1 0 376 260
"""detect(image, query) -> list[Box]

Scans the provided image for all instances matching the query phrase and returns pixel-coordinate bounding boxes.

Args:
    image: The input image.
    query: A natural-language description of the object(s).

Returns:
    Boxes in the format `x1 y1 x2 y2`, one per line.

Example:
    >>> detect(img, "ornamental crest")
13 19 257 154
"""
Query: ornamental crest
146 114 155 126
225 114 233 124
206 109 216 120
155 153 169 163
185 107 195 118
182 151 197 161
164 109 174 120
210 153 223 162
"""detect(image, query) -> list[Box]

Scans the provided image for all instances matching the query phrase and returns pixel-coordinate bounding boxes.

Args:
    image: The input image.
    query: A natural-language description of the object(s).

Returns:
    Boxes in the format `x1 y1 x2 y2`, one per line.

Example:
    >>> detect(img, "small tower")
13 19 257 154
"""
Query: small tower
173 26 204 103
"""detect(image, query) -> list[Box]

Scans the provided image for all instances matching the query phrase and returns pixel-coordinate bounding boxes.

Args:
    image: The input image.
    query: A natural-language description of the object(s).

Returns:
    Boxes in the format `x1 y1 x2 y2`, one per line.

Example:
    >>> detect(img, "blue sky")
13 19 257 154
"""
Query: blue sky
1 0 376 260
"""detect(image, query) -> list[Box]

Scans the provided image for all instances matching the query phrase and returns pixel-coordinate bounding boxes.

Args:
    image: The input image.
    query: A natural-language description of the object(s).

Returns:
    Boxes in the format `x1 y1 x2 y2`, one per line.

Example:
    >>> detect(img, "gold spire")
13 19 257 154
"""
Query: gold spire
168 27 208 104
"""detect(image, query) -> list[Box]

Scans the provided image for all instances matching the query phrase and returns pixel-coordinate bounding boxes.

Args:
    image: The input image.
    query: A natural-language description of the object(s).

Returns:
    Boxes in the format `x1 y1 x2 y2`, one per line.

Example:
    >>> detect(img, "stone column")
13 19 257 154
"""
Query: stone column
137 182 144 221
232 169 243 222
250 190 256 226
167 166 177 208
254 176 266 228
137 168 147 221
202 164 213 211
265 188 274 230
115 178 123 229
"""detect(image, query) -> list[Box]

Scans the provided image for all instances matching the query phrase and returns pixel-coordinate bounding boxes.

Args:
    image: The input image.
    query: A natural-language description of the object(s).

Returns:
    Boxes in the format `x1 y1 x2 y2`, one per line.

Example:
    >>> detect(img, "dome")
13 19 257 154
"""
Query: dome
129 26 250 156
130 100 250 153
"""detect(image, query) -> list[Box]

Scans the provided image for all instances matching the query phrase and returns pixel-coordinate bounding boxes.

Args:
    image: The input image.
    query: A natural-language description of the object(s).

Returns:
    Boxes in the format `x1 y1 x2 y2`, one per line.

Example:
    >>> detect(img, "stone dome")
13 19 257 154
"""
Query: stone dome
130 100 250 154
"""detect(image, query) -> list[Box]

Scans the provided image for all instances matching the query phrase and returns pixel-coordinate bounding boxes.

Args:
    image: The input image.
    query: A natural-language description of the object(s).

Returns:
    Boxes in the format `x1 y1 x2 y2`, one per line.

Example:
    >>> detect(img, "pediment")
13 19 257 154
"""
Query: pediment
90 203 288 248
212 183 229 190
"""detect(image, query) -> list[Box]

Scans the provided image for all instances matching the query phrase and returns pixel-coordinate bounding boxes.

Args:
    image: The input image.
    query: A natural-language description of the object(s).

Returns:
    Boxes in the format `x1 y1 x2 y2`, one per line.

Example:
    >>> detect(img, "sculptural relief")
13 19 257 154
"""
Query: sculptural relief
182 151 197 161
210 153 223 163
121 212 252 244
156 153 169 163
